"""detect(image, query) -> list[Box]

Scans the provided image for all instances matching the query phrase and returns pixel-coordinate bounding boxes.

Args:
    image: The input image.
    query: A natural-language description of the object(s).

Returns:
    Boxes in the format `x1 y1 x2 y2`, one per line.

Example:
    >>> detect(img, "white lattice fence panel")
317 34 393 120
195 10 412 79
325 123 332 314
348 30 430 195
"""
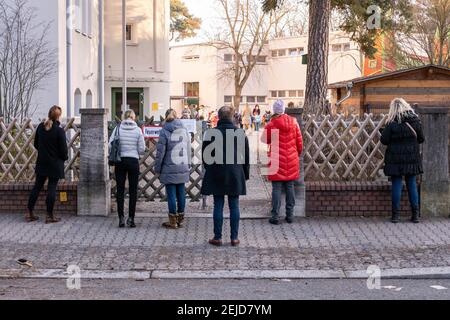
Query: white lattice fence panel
303 114 387 181
0 118 81 183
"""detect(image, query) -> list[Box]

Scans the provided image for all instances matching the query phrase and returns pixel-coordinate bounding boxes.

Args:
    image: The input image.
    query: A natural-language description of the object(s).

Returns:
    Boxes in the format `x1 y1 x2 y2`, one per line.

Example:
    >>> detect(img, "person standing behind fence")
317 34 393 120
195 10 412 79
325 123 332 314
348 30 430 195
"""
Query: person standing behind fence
27 106 68 224
262 100 303 225
109 110 145 228
381 98 425 224
201 106 250 247
154 109 191 229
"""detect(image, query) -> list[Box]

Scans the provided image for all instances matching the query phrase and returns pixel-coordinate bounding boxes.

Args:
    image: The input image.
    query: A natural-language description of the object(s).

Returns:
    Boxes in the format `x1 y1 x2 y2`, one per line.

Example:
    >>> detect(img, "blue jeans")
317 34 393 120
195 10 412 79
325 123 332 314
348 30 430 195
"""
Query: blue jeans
391 175 419 211
271 181 296 220
213 196 240 241
165 184 186 214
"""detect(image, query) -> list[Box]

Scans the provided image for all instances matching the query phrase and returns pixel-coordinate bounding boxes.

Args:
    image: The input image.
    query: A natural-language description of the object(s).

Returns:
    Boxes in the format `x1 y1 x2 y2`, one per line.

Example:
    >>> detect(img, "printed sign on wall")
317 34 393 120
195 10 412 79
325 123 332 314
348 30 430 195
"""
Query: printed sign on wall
143 126 163 139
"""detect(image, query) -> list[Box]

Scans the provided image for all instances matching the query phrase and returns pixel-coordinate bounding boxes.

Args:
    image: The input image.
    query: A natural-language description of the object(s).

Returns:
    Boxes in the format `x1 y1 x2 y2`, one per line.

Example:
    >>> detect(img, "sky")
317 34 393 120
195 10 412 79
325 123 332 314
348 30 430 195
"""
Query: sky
178 0 218 44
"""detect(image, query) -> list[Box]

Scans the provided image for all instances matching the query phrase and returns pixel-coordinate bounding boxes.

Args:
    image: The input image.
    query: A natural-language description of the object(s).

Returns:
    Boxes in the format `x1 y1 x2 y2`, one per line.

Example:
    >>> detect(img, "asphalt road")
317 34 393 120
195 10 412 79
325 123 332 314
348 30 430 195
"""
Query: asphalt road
0 278 449 300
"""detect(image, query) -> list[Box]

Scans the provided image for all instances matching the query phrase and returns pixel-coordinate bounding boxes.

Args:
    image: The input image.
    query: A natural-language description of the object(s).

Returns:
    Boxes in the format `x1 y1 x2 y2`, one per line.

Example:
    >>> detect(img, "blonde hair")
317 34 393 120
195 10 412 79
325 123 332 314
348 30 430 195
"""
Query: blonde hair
386 98 416 124
123 110 136 121
44 106 62 131
165 109 178 122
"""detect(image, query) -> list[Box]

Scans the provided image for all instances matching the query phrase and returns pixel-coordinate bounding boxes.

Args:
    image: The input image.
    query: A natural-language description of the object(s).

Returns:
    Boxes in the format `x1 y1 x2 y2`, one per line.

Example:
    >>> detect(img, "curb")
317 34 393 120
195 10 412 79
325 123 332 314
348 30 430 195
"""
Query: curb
1 267 450 280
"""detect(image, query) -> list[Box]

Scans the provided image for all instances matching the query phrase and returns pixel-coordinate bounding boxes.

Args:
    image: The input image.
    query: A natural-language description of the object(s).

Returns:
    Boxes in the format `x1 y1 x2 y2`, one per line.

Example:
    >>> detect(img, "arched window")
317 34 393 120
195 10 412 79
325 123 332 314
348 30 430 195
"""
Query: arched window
86 90 93 109
74 89 82 116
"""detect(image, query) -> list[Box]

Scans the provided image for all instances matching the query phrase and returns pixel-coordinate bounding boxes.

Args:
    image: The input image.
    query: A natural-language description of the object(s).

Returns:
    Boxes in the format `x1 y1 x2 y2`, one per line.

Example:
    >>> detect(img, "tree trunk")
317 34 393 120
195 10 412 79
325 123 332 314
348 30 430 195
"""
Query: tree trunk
234 85 242 111
304 0 331 116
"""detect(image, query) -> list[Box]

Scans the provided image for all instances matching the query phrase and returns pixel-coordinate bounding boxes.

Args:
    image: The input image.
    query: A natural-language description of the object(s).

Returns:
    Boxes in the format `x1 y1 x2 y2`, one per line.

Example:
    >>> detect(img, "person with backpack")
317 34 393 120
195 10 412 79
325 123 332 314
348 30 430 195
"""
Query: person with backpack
109 110 146 228
154 109 191 229
26 106 68 224
381 98 425 224
261 100 303 225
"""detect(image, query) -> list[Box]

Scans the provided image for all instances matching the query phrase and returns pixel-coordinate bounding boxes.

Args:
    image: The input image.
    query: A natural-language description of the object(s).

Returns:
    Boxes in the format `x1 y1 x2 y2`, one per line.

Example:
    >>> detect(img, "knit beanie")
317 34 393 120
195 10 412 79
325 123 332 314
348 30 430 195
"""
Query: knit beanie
272 99 285 115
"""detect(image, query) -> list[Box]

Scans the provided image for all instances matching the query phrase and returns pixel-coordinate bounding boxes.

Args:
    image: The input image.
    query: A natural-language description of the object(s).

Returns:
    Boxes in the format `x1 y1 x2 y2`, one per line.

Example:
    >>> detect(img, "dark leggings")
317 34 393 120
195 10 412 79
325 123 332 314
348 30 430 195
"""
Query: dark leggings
115 157 140 218
28 175 59 215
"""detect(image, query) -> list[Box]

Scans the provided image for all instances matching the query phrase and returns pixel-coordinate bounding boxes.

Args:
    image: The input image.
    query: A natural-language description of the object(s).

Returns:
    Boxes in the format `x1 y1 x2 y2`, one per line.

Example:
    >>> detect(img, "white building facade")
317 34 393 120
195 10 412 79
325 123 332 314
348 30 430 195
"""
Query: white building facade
170 32 363 113
12 0 170 121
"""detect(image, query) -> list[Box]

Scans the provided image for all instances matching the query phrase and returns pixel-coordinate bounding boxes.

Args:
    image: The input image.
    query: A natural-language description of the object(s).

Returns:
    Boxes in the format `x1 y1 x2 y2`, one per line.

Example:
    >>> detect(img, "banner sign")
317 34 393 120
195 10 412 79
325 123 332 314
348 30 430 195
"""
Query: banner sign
143 126 163 139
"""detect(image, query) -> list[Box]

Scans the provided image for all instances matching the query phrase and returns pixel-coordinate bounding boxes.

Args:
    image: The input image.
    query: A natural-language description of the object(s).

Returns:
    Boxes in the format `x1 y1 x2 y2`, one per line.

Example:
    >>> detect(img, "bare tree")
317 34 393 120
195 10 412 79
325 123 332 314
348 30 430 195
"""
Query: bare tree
386 0 450 69
0 0 56 122
209 0 289 109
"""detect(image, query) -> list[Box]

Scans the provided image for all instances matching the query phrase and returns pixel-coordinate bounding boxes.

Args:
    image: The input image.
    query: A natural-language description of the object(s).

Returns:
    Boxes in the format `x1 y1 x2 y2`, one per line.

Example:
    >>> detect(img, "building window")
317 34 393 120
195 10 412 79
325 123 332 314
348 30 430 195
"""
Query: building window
126 25 132 41
271 91 277 98
343 43 351 51
183 55 200 61
289 48 298 56
278 49 286 57
297 90 304 97
257 96 266 103
331 44 342 52
278 91 286 98
257 56 267 63
368 59 378 69
74 89 82 116
224 54 234 62
247 96 256 103
184 82 199 97
271 50 278 58
289 90 297 98
224 96 233 103
86 90 93 109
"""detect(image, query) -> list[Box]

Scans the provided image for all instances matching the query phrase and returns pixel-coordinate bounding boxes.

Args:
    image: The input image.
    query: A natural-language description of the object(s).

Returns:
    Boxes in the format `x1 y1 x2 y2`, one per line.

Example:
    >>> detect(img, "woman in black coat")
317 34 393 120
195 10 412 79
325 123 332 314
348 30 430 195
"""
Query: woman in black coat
26 106 68 223
201 106 250 246
381 98 425 224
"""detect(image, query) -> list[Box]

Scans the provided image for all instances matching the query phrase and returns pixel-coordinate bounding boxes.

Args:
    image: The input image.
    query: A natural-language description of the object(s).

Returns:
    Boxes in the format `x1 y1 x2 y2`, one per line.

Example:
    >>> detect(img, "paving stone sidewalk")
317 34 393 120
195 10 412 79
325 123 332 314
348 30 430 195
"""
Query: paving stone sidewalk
0 214 449 273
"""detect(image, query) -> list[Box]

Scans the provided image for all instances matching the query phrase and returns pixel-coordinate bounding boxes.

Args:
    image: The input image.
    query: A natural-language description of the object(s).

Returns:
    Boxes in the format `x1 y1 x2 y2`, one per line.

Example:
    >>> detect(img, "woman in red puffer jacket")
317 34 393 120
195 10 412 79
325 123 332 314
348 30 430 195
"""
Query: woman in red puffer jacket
261 100 303 225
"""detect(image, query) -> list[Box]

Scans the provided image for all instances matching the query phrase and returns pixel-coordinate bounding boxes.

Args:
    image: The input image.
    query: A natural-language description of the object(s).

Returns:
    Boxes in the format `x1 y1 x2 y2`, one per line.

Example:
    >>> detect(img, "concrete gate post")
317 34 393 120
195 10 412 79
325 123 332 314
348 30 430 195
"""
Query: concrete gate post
417 107 450 217
78 109 111 216
285 108 306 217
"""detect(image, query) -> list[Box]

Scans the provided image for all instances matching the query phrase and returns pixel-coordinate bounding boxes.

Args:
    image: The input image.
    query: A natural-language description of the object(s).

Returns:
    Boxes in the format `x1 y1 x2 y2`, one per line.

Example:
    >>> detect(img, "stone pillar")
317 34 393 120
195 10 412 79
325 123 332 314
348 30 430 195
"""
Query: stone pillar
417 107 450 217
78 109 111 216
285 108 306 217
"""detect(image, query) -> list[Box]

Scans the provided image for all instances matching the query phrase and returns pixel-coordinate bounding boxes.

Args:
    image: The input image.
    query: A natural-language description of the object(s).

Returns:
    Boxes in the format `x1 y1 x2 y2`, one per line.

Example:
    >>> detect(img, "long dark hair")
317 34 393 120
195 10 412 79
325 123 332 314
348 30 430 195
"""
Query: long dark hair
44 106 62 131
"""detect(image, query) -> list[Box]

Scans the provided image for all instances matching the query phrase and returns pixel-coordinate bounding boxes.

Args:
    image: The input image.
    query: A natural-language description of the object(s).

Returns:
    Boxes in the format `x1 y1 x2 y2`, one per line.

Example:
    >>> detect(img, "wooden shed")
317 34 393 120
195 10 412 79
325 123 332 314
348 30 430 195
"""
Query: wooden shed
329 64 450 116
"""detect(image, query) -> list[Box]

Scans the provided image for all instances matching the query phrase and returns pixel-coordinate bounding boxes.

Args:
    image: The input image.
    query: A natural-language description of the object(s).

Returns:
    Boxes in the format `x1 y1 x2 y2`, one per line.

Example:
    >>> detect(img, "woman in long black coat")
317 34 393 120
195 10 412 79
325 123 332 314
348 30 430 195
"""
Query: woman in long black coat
26 106 68 223
381 98 425 224
201 106 250 246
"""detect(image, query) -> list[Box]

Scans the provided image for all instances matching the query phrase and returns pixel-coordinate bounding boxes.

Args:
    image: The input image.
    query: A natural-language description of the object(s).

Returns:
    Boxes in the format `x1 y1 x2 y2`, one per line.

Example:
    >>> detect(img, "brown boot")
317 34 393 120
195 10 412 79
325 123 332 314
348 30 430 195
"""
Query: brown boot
177 214 185 228
45 214 61 224
162 214 178 229
25 211 39 223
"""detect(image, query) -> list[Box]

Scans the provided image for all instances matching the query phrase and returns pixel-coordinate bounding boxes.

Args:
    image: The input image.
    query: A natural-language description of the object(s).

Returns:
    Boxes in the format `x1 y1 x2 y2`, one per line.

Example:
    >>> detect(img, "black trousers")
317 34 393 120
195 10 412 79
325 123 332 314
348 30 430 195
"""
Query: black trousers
28 175 59 215
115 157 140 218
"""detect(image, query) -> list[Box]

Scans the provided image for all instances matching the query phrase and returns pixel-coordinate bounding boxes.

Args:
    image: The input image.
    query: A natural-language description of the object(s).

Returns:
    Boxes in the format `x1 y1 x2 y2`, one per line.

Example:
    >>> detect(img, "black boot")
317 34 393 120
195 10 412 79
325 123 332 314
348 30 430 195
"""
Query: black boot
127 217 136 228
411 207 420 224
119 215 125 228
391 209 400 224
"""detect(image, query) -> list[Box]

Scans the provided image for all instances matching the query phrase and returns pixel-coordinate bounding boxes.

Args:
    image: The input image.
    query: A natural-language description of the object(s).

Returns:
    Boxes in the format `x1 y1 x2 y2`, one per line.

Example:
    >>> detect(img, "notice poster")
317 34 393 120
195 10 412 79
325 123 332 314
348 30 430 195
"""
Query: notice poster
143 126 163 139
180 119 197 134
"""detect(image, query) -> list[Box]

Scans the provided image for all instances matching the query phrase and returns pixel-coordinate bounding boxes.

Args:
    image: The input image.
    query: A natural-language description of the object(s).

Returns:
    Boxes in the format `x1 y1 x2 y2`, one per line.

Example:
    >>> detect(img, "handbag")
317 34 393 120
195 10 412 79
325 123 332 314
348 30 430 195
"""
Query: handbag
108 124 121 166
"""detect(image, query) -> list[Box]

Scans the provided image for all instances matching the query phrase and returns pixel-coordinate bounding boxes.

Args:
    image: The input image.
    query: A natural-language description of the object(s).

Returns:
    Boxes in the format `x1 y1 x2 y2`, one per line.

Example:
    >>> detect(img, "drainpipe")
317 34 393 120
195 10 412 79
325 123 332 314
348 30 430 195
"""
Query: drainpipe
336 82 354 107
98 0 104 109
122 0 127 114
66 0 73 119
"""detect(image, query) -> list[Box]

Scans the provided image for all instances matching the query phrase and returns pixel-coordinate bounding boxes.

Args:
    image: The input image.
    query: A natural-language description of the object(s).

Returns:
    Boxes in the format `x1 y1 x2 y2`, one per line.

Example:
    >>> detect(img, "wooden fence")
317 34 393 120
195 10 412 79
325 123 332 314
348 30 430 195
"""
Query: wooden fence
0 118 80 182
1 115 390 192
302 114 388 181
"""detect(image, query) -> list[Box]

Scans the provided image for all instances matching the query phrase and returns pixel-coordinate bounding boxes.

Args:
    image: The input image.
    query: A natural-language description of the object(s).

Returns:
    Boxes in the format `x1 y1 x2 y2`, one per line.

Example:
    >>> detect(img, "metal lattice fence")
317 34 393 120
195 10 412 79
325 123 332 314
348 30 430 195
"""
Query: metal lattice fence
303 114 388 181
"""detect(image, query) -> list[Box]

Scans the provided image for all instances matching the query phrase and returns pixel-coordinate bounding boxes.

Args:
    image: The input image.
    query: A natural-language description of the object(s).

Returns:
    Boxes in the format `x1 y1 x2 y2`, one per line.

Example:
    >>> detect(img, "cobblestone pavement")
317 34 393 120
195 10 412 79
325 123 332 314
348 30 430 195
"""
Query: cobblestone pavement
0 213 449 273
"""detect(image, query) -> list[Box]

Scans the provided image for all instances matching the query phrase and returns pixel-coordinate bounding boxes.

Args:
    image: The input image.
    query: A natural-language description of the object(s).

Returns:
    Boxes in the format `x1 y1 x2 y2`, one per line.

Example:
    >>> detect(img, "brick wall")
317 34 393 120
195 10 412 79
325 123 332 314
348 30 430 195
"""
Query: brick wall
0 183 77 215
306 181 416 217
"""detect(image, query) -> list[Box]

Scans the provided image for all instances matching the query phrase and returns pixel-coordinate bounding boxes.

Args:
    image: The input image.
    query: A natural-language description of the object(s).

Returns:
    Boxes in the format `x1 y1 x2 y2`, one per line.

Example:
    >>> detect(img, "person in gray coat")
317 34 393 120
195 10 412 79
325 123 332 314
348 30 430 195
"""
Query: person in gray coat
155 109 192 229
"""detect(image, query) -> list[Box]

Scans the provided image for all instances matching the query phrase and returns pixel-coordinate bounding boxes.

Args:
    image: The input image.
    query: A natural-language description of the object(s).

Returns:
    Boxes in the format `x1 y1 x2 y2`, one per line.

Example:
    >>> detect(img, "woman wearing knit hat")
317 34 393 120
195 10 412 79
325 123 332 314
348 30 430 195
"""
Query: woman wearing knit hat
261 100 303 225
